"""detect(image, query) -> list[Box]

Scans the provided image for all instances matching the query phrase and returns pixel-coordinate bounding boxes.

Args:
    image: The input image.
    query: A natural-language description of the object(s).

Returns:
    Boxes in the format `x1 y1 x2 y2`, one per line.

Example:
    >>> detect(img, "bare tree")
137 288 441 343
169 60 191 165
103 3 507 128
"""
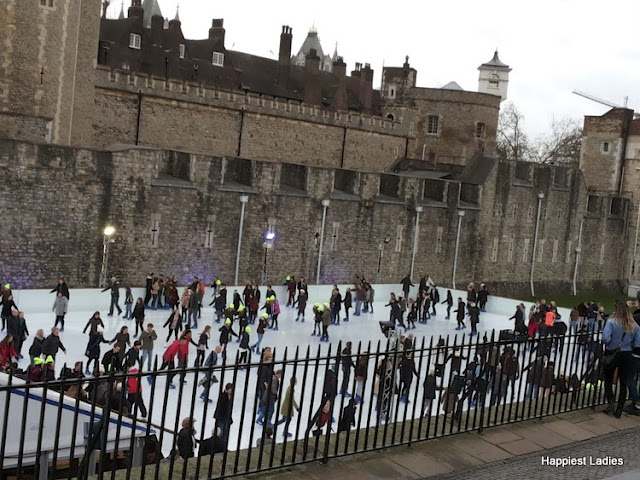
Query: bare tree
496 102 531 162
530 117 583 165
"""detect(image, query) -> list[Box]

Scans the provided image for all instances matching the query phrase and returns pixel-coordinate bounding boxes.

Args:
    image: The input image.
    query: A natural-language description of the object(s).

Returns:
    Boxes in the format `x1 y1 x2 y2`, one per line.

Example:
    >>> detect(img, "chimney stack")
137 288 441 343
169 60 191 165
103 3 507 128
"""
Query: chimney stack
151 15 163 45
277 26 292 86
331 57 348 111
358 63 373 112
304 48 322 104
128 0 144 21
333 56 346 78
209 19 226 49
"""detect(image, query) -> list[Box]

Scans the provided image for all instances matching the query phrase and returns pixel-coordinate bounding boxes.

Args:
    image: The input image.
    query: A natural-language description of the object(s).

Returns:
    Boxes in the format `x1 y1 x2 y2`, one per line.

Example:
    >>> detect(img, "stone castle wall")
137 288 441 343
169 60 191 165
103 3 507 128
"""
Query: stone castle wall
0 138 628 297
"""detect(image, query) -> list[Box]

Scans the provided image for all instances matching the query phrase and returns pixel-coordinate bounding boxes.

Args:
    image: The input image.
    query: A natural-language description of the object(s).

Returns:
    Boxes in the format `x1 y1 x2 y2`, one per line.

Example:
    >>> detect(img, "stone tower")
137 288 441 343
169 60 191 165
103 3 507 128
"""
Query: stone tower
0 0 101 145
477 50 511 102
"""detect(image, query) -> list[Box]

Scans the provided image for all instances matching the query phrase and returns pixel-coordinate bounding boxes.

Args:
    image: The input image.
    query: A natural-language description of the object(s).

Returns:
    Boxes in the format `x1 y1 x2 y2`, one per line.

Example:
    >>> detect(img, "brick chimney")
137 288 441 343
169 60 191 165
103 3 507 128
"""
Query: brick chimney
209 19 225 49
360 63 373 112
128 0 144 21
304 49 322 105
151 15 163 45
278 26 292 86
331 57 348 111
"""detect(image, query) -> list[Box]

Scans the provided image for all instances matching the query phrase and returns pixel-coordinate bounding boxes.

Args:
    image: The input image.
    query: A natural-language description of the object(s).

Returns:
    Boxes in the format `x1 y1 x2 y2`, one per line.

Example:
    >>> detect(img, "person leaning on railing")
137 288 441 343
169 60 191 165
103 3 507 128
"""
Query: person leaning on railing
601 300 640 418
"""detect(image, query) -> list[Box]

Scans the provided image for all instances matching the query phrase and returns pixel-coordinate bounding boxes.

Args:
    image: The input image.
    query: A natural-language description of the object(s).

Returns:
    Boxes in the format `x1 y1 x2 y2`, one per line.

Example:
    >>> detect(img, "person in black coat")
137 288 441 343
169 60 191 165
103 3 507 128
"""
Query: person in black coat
177 418 196 459
144 273 153 307
132 298 146 337
85 330 110 375
453 298 467 330
338 399 356 433
340 342 355 396
218 320 238 362
430 287 440 316
469 302 480 336
442 290 453 320
466 283 477 316
477 284 489 312
199 431 226 456
0 294 18 331
101 277 122 316
214 383 234 442
42 328 66 360
102 344 123 372
399 352 418 403
50 278 70 300
400 275 414 298
510 304 527 335
343 289 353 322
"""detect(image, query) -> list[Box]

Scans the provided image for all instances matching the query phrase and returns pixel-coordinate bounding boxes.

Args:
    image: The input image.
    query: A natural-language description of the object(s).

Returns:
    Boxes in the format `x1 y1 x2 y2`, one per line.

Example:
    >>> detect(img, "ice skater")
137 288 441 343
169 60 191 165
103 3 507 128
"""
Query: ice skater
293 289 307 322
251 313 268 353
442 290 453 320
218 318 238 362
454 297 467 330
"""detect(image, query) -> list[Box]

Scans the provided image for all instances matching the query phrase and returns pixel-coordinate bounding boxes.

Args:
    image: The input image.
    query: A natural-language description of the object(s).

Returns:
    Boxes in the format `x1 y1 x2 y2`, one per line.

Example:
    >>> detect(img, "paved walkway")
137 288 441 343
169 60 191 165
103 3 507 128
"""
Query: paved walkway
245 408 640 480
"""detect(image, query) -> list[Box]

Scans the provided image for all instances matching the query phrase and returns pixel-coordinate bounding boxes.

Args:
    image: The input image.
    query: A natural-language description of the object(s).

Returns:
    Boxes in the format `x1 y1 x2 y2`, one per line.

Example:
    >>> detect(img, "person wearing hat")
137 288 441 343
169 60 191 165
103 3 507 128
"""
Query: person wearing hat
265 285 275 300
43 355 56 382
260 296 273 327
237 326 251 366
27 356 45 382
312 303 322 336
0 293 17 332
285 276 296 307
236 305 248 342
321 303 331 342
218 318 238 362
251 313 267 353
269 296 281 330
293 289 308 322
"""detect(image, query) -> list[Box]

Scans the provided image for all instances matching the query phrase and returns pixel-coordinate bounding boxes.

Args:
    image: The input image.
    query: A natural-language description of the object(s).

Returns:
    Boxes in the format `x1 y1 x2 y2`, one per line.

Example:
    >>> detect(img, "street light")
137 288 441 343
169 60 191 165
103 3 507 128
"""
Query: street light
376 236 391 284
316 199 330 285
410 205 423 280
530 192 545 297
452 210 465 289
262 230 275 284
234 195 249 285
99 225 116 288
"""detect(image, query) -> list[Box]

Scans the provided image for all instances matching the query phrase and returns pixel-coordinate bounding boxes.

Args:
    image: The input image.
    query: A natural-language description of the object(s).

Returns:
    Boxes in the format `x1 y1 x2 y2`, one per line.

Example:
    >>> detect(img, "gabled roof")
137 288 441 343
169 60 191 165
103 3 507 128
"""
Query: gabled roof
295 28 325 60
479 50 510 70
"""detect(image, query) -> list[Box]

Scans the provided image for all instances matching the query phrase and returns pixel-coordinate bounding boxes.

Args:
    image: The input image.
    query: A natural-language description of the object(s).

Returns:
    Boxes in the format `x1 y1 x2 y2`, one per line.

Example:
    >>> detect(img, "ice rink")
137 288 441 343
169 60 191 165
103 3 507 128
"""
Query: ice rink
7 287 574 454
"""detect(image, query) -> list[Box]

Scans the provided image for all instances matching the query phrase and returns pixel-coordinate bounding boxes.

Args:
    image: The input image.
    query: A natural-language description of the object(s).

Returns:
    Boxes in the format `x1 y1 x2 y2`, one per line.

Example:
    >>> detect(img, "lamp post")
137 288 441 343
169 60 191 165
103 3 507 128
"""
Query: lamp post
316 199 330 285
452 210 465 289
410 205 423 280
262 231 275 285
530 192 545 297
99 225 116 288
234 195 249 286
376 236 391 284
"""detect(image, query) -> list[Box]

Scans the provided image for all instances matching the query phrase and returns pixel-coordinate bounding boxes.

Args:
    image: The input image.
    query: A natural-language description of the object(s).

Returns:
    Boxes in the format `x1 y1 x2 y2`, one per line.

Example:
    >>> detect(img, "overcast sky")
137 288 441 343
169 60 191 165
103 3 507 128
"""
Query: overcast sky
109 0 639 138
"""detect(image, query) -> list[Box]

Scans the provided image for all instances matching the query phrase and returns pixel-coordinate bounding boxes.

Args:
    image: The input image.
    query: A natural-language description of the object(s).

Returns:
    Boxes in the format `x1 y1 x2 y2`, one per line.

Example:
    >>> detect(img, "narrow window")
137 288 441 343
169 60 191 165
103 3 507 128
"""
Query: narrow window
436 226 444 254
599 243 605 265
475 122 485 139
602 142 610 153
395 225 404 253
150 214 161 248
179 44 185 59
491 237 499 263
537 239 545 263
512 204 518 219
527 206 535 223
494 204 503 217
129 33 141 50
565 240 572 264
204 215 215 249
507 236 515 263
427 115 439 135
388 85 396 99
330 222 340 251
523 238 530 263
212 52 225 67
552 238 559 263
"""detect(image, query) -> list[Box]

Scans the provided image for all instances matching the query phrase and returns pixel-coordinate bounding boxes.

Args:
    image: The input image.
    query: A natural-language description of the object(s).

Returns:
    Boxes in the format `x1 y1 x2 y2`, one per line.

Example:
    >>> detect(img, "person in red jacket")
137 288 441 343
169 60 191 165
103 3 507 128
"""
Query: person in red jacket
161 339 181 389
127 364 147 417
177 330 197 382
0 334 18 371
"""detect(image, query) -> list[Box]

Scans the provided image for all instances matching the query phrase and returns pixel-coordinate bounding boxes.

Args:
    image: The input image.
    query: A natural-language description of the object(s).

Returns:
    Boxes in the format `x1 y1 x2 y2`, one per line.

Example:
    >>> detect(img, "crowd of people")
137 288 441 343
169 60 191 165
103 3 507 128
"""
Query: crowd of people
0 274 639 462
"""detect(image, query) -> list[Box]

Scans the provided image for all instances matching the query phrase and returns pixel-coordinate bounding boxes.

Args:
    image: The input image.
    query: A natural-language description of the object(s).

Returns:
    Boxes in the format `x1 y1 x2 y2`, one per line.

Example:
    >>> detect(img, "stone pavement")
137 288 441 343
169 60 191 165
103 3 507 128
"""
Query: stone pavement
244 408 640 480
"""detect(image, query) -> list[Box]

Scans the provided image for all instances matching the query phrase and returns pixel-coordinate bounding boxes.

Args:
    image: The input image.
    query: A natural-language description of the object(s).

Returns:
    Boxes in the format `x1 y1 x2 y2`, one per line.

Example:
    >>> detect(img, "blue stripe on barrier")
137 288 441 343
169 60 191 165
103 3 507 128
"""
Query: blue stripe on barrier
7 388 153 434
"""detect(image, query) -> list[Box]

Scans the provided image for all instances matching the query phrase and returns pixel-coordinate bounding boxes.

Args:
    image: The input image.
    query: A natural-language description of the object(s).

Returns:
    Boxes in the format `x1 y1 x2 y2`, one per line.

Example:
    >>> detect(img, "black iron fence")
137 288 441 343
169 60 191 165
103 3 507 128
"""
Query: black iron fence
0 328 634 479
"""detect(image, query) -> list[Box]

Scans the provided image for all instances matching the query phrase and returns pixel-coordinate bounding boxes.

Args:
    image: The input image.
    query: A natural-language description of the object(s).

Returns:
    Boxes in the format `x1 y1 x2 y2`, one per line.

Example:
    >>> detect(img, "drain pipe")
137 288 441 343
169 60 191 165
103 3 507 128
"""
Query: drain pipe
316 199 330 284
530 192 545 298
572 217 584 296
234 195 249 286
452 209 465 289
410 205 423 280
629 201 640 287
